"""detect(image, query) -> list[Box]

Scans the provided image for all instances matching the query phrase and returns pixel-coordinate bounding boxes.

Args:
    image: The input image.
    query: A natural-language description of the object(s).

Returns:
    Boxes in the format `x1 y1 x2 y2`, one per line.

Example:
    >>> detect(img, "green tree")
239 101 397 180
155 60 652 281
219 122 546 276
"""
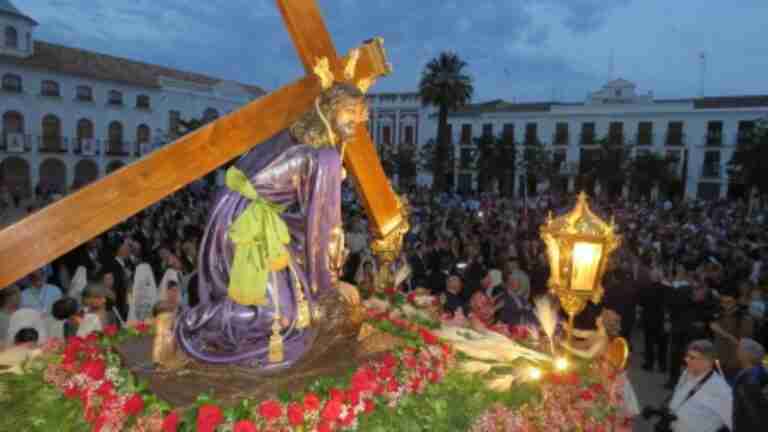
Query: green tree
419 52 473 193
517 142 553 196
728 118 768 194
580 137 631 198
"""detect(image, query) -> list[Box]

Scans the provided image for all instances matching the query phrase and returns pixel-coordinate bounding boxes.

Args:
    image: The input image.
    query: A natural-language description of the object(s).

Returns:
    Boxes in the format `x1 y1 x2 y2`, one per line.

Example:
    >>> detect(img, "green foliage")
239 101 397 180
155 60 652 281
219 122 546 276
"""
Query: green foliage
728 119 768 194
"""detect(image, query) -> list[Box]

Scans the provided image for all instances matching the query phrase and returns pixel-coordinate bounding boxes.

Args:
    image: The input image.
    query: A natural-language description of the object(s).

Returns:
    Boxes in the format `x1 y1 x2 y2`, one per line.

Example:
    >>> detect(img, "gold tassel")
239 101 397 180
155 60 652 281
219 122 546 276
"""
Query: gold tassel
268 272 284 363
289 262 311 329
268 320 284 363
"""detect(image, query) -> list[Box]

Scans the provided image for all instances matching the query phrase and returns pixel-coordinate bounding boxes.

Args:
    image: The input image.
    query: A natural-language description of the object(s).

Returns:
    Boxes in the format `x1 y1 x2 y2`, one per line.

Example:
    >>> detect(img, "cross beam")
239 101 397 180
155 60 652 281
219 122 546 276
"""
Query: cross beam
0 0 401 288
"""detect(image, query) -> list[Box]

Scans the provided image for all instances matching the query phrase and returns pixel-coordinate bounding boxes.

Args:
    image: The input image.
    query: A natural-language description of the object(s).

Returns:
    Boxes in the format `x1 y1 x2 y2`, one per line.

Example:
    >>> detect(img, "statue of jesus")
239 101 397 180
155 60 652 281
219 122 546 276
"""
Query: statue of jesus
174 81 368 370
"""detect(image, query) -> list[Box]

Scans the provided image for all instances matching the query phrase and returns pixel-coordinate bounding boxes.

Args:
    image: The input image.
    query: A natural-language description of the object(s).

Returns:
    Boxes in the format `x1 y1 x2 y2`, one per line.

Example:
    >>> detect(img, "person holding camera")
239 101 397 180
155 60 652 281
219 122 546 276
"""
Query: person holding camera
665 340 732 432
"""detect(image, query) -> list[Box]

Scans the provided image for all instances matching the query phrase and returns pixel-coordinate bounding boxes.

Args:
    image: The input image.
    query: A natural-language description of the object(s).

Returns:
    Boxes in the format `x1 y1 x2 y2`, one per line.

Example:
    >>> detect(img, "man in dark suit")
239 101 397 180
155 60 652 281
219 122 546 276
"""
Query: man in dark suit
103 237 134 323
640 266 668 372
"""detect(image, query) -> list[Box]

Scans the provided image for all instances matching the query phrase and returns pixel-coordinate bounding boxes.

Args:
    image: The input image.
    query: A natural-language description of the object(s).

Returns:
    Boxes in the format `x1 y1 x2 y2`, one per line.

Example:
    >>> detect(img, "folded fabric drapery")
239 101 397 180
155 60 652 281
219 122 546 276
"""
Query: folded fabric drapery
225 167 291 306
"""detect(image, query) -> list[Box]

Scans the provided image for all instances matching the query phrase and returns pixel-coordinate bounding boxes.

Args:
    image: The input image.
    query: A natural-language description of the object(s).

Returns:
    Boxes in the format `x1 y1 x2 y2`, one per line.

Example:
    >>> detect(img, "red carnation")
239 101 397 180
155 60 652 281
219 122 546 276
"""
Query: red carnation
197 404 224 432
233 420 259 432
80 359 106 381
303 392 321 411
378 366 393 380
351 367 375 392
287 402 305 427
63 383 80 399
419 329 438 345
407 292 417 304
329 388 344 402
96 381 114 398
381 353 398 369
579 389 595 401
123 393 144 416
403 355 418 369
133 322 150 333
363 399 376 413
162 411 180 432
103 324 119 337
386 378 399 393
321 398 342 421
345 389 360 406
428 370 440 383
258 399 283 421
317 420 334 432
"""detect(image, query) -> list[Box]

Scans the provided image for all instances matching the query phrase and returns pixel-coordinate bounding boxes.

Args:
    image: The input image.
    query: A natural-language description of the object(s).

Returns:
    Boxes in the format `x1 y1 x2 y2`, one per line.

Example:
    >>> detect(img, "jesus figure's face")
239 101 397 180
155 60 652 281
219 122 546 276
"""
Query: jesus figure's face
333 99 369 141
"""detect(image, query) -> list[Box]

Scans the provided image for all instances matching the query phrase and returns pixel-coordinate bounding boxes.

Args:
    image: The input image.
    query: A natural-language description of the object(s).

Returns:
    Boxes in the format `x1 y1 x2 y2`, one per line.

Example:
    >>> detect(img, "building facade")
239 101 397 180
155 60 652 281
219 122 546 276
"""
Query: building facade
365 92 436 187
0 0 264 197
445 79 768 199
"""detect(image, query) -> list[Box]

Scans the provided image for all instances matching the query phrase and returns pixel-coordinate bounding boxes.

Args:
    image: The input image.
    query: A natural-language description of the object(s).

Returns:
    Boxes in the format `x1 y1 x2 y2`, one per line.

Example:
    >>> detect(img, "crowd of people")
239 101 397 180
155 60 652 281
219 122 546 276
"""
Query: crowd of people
2 179 768 431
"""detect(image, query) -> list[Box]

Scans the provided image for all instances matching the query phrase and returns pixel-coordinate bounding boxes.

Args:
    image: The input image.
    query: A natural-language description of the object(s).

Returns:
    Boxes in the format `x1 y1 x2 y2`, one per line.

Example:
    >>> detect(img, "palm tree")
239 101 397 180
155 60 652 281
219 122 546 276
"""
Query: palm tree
419 52 473 193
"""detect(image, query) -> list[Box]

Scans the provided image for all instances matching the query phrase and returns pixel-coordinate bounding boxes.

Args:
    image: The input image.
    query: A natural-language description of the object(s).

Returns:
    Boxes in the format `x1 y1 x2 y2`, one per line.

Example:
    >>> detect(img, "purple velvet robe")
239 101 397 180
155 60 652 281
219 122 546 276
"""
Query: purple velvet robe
175 131 342 369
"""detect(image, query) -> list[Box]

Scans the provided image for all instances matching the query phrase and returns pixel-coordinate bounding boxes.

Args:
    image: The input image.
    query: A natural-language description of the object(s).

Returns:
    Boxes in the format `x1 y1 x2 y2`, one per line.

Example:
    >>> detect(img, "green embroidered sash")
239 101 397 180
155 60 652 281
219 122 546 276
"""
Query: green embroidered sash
225 167 291 306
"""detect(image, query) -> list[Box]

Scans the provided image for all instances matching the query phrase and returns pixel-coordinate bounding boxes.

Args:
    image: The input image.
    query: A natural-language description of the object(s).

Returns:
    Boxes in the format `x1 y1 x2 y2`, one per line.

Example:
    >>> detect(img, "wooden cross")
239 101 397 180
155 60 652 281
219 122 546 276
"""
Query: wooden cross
0 0 403 288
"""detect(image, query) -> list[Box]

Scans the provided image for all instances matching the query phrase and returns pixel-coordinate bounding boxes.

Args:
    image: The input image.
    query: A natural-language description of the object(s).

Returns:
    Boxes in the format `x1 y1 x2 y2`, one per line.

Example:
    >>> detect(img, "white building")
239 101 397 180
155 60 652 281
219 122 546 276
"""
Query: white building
445 78 768 199
0 0 264 198
365 91 436 187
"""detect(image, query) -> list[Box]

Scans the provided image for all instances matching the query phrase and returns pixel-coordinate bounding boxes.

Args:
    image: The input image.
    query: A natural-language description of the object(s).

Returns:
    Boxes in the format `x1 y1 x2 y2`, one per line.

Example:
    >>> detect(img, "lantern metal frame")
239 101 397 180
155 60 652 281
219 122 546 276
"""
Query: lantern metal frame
539 192 621 353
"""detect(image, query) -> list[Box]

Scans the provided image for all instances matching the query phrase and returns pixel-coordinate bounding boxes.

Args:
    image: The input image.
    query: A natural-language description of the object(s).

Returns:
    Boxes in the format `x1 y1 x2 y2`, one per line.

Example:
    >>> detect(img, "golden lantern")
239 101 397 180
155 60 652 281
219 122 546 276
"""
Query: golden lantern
539 192 621 353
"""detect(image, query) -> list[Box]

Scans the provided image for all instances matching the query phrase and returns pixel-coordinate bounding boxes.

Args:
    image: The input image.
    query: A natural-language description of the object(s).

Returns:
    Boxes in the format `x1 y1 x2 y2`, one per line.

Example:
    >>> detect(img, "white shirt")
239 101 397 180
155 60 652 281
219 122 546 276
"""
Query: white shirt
669 369 732 432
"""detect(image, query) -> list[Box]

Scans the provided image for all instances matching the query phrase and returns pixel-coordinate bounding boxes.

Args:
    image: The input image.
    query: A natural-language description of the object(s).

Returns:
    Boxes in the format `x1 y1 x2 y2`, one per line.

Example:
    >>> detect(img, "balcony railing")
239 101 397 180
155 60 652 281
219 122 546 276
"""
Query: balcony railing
0 134 150 157
737 131 754 146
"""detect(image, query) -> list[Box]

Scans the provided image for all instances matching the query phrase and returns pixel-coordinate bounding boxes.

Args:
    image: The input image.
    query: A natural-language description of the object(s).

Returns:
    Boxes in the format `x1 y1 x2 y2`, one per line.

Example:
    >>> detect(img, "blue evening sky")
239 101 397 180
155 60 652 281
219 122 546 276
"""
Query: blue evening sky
21 0 768 103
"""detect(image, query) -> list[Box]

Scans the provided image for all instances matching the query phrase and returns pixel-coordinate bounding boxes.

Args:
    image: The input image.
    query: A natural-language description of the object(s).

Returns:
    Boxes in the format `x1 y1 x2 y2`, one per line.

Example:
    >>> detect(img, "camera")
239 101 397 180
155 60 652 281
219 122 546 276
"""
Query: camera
642 406 677 432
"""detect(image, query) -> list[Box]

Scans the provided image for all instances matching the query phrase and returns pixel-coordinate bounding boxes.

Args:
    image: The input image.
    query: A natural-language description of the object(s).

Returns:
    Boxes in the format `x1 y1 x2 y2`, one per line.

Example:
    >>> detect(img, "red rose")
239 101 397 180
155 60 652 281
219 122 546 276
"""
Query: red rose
258 399 282 421
80 359 106 381
377 366 393 380
233 420 259 432
317 420 334 432
381 353 398 369
329 388 344 402
287 402 305 427
303 392 321 411
197 404 224 432
103 324 119 337
363 399 375 413
85 333 100 344
403 355 418 369
407 293 417 304
162 411 180 432
123 393 144 416
428 370 440 383
579 389 595 401
351 367 375 392
418 329 438 345
321 399 342 421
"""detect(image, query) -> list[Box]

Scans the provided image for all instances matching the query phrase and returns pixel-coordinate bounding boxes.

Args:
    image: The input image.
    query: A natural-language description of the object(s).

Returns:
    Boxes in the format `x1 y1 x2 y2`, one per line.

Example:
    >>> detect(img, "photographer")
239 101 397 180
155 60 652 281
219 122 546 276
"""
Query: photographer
664 340 732 432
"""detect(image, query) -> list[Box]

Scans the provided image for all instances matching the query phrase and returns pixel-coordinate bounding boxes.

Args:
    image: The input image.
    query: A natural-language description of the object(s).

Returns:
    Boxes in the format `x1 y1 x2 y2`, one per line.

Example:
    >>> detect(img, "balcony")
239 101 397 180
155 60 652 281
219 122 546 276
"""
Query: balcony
701 164 722 179
705 133 722 147
580 133 596 145
38 136 69 153
737 131 754 147
636 132 653 146
608 133 624 146
0 133 33 152
553 132 569 146
665 133 685 146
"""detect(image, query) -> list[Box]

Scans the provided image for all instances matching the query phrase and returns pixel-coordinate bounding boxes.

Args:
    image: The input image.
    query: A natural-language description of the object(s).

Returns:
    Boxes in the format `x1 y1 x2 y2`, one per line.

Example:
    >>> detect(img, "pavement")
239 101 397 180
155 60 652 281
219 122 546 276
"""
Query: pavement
627 330 672 432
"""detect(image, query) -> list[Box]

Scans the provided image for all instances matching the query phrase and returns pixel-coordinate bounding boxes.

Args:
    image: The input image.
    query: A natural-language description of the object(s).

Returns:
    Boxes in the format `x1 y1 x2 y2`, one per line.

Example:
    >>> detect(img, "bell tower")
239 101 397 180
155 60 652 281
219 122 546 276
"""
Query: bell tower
0 0 37 58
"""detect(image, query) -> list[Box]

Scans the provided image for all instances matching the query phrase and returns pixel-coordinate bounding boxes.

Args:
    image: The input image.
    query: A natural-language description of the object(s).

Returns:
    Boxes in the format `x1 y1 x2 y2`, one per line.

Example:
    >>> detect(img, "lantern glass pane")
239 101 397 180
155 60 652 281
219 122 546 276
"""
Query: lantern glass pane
571 242 602 291
544 236 560 284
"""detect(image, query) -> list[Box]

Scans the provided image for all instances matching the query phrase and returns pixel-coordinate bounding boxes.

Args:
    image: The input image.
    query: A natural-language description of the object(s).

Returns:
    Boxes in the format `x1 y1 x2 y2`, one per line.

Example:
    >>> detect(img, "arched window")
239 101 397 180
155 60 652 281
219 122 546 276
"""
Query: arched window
76 85 93 102
76 118 93 140
2 111 24 134
42 114 62 149
108 90 123 106
4 26 17 49
203 107 219 122
136 124 150 143
108 121 123 152
136 95 150 109
1 74 22 92
41 80 60 97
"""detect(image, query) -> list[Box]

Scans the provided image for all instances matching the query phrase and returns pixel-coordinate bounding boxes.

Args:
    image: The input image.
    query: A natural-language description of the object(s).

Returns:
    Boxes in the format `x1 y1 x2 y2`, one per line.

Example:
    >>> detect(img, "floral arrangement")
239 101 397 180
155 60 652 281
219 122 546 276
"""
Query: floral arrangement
8 308 452 432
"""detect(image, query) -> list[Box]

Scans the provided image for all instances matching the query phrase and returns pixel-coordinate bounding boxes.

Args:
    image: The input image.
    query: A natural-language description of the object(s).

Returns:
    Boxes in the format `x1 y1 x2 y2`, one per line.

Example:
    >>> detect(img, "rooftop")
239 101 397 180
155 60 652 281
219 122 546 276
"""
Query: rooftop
0 0 37 25
0 40 265 95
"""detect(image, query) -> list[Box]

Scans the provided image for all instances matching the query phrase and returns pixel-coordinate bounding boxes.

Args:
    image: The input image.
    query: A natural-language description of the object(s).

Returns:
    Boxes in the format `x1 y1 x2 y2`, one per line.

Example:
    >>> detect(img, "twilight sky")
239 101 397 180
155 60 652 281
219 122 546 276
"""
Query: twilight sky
20 0 768 103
